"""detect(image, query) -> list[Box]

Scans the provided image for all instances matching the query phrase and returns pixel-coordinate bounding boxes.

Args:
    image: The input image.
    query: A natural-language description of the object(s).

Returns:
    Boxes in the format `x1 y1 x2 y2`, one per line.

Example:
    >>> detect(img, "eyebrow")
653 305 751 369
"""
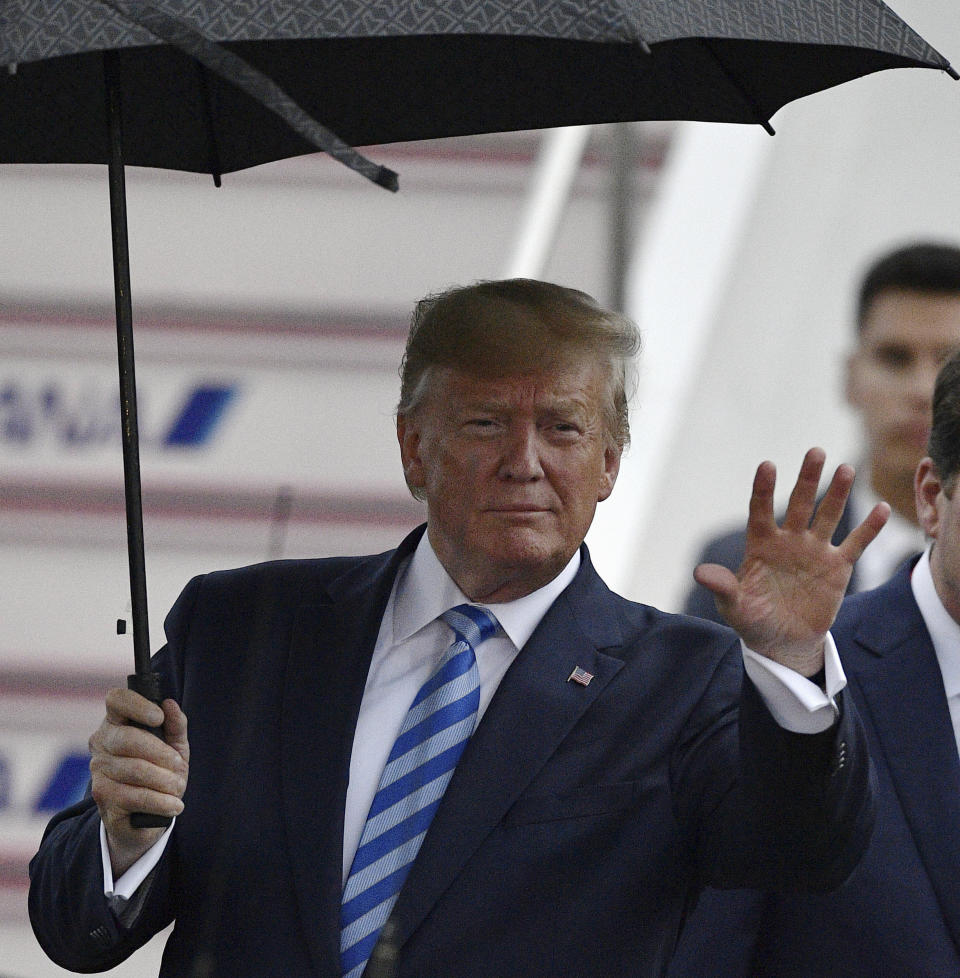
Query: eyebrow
459 395 591 416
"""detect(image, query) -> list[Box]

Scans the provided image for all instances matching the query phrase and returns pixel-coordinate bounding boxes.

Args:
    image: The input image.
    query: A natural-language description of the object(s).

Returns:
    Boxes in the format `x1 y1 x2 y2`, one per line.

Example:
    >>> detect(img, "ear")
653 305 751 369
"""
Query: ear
397 413 426 494
597 445 622 502
914 457 942 539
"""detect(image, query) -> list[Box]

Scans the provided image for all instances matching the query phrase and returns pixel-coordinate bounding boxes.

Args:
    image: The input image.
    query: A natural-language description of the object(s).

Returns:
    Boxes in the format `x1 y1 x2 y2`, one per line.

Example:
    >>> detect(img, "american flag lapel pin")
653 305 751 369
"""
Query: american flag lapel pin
567 666 594 687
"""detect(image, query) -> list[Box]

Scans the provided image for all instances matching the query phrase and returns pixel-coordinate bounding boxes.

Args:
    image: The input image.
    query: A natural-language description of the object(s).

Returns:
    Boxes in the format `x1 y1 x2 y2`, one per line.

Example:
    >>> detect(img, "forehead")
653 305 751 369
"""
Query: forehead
861 289 960 350
428 361 609 410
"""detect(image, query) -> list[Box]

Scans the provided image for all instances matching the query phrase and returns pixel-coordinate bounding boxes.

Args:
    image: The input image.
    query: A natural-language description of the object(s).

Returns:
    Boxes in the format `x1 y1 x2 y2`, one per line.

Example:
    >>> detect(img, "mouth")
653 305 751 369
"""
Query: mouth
487 505 551 515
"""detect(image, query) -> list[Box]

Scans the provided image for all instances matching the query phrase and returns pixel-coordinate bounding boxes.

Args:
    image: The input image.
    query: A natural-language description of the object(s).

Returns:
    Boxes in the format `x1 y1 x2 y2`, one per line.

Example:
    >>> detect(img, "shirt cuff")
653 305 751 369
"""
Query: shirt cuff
742 633 845 734
101 817 175 901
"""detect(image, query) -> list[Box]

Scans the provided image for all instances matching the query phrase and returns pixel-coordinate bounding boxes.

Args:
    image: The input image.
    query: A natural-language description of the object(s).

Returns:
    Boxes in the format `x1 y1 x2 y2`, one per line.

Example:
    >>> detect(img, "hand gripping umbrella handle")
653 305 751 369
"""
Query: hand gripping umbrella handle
127 670 174 830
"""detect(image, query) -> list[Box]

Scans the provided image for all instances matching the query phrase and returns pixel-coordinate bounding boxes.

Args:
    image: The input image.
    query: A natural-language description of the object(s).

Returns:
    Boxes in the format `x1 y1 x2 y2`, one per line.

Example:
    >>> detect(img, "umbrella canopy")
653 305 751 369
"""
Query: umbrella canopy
3 0 956 173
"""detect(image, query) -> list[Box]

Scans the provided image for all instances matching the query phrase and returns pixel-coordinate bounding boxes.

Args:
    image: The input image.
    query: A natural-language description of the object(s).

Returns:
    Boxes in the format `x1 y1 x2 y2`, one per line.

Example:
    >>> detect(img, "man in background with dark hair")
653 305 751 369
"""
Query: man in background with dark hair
684 241 960 622
671 349 960 977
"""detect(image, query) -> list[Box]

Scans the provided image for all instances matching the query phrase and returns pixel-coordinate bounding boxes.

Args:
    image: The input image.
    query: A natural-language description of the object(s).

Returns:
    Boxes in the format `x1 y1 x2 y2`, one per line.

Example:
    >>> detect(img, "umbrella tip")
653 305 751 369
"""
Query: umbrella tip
762 120 776 136
212 172 222 188
945 63 960 81
376 167 400 193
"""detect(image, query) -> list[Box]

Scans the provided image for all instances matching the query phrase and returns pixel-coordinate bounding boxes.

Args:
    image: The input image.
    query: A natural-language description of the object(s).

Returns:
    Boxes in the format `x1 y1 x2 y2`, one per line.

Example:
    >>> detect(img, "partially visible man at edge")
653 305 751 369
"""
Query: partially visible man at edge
684 241 960 622
670 348 960 977
29 279 886 978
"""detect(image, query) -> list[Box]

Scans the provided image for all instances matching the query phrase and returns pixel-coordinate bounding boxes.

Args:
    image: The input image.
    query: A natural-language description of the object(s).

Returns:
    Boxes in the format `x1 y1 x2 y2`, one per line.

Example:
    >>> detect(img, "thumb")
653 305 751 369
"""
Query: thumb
693 562 739 600
693 563 740 625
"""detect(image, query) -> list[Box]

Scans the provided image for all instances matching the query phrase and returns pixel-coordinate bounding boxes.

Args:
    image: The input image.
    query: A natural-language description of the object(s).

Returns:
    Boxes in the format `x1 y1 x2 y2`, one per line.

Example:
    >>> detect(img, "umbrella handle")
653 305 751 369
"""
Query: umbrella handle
127 670 174 830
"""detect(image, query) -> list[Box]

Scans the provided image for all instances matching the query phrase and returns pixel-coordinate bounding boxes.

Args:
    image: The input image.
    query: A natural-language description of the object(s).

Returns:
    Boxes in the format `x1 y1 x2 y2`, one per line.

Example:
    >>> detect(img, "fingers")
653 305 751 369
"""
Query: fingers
809 462 855 540
746 460 777 537
104 686 164 728
757 448 857 542
838 501 891 562
781 447 826 532
90 754 186 817
89 689 189 820
162 698 190 766
88 689 189 875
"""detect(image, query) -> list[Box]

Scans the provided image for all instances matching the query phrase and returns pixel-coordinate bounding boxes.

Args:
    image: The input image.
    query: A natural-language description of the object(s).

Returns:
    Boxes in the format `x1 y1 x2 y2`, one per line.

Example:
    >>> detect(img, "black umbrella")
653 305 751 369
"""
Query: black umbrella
1 0 955 708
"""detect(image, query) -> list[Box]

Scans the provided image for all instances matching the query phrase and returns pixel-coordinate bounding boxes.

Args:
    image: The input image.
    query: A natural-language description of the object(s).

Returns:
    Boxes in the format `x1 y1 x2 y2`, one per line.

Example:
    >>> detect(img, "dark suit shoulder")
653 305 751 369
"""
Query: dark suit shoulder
622 602 737 656
581 590 744 729
193 550 389 592
176 524 429 609
164 547 402 623
154 547 404 701
570 550 739 664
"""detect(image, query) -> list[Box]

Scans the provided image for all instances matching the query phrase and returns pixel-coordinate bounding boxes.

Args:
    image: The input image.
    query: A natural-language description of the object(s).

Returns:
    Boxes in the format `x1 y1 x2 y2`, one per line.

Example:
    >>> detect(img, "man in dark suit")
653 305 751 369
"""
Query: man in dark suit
29 280 885 978
670 350 960 977
684 241 960 623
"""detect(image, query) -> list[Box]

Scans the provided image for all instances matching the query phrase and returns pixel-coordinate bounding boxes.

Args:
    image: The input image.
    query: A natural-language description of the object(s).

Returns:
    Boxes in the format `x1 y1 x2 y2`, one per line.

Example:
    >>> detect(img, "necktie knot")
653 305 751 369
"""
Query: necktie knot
441 603 499 648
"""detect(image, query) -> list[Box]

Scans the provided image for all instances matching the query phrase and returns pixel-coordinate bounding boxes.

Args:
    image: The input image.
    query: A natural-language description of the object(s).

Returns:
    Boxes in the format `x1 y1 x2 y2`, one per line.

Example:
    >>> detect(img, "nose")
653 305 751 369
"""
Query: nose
497 426 544 482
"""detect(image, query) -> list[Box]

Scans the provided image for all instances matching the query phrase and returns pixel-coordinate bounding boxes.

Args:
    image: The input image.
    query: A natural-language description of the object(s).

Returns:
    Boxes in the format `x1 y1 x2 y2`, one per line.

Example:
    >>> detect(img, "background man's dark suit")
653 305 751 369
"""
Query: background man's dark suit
670 559 960 977
29 527 872 978
684 504 857 622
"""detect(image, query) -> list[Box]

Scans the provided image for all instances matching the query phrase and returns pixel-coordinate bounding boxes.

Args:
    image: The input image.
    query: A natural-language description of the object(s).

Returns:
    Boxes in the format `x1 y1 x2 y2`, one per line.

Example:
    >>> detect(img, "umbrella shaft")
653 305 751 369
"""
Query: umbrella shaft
104 51 151 675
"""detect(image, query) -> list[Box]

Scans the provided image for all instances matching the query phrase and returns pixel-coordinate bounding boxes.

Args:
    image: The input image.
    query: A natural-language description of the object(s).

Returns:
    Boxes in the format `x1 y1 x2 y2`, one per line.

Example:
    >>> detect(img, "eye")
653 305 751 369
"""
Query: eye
872 344 914 371
464 417 499 433
547 420 583 439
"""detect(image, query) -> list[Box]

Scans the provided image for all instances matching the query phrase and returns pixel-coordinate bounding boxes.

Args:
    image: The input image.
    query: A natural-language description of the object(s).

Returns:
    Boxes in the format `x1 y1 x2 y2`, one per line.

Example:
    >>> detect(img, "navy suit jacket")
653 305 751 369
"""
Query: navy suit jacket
669 561 960 977
684 504 857 623
30 527 873 978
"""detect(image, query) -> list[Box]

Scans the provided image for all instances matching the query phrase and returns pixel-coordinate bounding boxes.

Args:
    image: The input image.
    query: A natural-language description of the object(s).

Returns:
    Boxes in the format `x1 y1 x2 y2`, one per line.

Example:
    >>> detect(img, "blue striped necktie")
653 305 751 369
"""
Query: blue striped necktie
339 603 498 978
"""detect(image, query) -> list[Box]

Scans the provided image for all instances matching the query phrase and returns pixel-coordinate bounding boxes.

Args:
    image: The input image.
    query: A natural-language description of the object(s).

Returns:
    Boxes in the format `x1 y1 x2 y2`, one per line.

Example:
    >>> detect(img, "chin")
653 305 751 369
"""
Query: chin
488 535 566 572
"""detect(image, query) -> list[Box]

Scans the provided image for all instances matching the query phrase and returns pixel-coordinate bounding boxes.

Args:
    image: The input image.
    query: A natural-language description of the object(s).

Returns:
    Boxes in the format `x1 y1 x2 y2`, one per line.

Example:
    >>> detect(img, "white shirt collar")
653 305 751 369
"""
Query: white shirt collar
911 546 960 700
392 531 581 651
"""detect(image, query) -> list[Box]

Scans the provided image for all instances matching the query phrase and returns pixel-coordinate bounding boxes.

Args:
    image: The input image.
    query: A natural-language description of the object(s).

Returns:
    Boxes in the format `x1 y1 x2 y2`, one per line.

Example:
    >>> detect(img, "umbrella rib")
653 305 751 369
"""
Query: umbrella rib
698 39 776 136
608 0 653 56
95 0 399 191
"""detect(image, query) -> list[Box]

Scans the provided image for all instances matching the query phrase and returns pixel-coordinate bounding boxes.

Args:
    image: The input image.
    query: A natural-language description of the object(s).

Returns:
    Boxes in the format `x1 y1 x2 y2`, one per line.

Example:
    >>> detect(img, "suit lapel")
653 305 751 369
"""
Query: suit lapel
279 533 422 976
389 553 625 945
848 572 960 954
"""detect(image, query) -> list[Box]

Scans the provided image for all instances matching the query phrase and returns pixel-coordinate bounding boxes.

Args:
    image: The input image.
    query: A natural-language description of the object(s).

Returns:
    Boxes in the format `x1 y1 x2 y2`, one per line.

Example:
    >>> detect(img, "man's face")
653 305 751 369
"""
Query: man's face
846 289 960 493
916 458 960 623
396 359 621 603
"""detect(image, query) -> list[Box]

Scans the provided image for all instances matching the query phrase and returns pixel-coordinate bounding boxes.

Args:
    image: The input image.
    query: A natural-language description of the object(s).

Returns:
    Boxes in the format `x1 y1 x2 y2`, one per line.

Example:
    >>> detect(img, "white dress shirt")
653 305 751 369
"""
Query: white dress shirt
911 547 960 754
102 533 846 899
